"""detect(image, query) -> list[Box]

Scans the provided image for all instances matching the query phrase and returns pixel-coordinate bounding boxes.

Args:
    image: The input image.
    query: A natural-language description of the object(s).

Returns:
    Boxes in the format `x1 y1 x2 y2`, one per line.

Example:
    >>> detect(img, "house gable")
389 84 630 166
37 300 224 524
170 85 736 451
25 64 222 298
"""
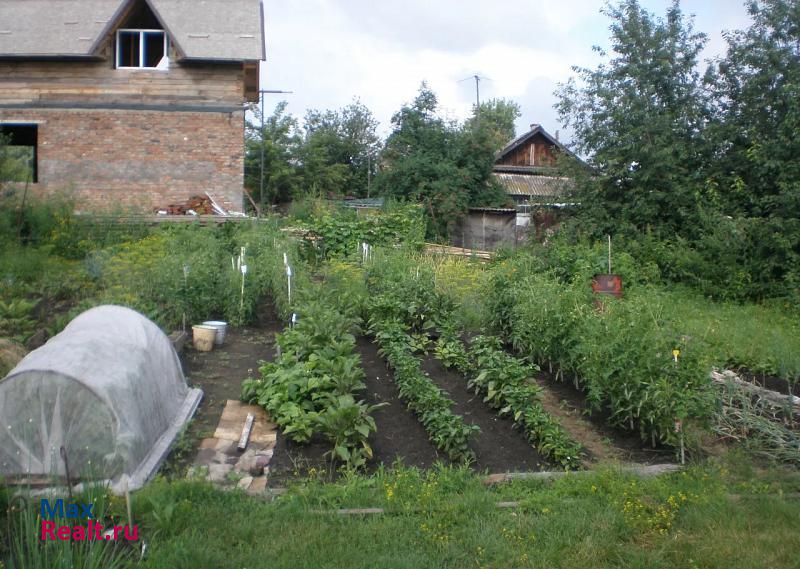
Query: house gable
495 124 571 168
0 0 265 63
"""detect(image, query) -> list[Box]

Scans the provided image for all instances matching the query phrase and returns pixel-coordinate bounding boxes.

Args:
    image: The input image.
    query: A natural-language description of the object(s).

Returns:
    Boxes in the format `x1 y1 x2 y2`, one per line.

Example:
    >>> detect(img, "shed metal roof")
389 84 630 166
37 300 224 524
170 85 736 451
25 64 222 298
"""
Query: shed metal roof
492 172 573 198
0 0 265 61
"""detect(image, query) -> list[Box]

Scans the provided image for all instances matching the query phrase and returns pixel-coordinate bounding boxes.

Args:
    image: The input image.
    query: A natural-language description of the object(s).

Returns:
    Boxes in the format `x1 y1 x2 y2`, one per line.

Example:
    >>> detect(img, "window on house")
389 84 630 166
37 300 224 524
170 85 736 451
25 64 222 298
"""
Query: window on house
116 29 168 69
0 124 37 183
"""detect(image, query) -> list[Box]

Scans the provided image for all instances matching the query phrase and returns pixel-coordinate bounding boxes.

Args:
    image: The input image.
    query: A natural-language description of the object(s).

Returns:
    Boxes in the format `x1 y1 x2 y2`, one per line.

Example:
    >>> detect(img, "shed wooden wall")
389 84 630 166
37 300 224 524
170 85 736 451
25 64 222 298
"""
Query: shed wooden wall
496 133 557 167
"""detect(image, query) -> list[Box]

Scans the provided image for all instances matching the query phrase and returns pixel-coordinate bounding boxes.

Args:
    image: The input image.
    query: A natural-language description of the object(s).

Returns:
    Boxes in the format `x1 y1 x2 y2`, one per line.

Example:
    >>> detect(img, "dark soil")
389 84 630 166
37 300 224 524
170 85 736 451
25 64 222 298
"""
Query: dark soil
737 369 800 398
166 303 282 475
534 368 673 464
174 303 667 484
419 355 547 472
267 338 446 484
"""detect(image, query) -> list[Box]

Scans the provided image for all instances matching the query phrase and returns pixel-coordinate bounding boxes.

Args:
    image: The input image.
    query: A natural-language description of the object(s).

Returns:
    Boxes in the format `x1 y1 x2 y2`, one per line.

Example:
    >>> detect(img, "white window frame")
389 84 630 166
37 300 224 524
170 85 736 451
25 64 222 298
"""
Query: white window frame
115 29 168 69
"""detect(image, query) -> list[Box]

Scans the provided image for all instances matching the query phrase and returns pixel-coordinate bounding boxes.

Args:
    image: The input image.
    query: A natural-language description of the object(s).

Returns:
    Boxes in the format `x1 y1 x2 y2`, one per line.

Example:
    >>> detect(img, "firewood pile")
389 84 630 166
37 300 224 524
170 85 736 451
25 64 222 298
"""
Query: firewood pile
156 195 217 215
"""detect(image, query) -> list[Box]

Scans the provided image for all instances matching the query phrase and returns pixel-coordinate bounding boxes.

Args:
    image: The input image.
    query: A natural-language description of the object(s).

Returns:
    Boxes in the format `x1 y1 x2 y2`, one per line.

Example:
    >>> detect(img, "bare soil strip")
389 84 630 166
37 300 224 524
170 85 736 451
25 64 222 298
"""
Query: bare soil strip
533 370 673 465
419 355 547 472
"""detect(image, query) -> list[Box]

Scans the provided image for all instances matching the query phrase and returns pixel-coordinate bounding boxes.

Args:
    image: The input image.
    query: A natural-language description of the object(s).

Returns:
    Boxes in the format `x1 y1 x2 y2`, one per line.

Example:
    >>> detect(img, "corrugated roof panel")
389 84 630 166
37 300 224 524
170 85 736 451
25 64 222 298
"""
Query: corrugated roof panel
492 173 573 197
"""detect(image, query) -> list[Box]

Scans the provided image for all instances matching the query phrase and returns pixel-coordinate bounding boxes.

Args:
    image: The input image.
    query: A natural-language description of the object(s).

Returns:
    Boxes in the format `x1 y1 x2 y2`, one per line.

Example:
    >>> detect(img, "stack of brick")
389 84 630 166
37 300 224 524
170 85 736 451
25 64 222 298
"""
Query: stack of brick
158 195 216 215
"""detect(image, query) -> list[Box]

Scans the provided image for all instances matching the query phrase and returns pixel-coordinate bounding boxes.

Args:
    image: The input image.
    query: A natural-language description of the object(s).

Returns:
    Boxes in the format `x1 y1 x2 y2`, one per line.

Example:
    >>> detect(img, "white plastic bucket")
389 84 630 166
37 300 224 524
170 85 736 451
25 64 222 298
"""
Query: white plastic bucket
202 321 228 345
192 325 217 352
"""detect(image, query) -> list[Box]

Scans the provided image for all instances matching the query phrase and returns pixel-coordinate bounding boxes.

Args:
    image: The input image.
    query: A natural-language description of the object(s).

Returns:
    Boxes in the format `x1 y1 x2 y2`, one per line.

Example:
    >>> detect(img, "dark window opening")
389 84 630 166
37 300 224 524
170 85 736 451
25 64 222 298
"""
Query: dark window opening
116 29 167 68
121 0 162 28
143 31 165 67
118 31 140 67
0 124 38 183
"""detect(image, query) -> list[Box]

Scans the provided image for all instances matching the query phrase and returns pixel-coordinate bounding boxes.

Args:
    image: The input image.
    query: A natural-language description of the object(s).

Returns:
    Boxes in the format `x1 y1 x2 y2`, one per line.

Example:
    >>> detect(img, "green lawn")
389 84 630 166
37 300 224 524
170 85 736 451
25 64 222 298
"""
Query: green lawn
109 460 800 569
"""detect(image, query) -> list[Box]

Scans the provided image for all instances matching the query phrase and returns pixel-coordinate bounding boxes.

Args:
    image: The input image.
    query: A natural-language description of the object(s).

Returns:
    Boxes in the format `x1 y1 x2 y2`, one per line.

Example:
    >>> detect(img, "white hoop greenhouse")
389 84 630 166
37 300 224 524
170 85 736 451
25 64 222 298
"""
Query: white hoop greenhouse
0 305 202 492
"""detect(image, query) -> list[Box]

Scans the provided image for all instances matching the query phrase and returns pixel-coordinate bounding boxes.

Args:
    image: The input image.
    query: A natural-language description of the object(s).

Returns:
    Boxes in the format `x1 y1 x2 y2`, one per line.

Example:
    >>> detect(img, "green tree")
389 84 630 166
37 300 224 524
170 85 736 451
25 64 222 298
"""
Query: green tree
463 98 521 152
706 0 800 221
0 133 33 184
555 0 711 237
298 99 381 197
699 0 800 298
244 101 301 206
376 83 507 238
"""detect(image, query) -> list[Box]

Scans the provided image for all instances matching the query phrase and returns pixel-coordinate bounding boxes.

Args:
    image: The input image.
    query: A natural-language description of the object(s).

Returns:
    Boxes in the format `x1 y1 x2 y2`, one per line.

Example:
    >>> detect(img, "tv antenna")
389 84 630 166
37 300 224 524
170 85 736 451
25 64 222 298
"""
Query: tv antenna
458 74 491 116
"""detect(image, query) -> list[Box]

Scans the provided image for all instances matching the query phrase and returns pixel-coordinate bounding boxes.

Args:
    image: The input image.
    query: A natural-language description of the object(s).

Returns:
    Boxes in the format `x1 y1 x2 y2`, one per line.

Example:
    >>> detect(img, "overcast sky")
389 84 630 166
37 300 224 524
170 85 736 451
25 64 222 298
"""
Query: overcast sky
258 1 753 144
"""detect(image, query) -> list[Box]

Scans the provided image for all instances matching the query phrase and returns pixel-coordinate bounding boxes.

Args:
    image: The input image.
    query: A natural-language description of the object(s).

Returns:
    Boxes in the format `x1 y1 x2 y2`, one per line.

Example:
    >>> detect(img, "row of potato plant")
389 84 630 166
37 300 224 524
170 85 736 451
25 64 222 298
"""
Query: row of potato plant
363 257 479 461
487 256 717 448
435 333 583 469
242 298 383 469
367 316 479 461
240 227 383 469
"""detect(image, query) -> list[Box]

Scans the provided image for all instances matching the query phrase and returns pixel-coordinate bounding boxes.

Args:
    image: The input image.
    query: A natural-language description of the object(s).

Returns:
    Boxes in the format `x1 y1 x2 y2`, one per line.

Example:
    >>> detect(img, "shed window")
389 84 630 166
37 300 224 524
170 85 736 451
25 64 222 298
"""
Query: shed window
0 124 37 183
116 29 168 69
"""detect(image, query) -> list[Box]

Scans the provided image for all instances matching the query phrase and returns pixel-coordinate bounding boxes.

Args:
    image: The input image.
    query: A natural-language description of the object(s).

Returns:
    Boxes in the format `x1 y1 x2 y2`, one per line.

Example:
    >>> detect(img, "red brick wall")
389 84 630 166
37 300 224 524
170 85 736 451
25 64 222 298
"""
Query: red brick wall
0 107 244 213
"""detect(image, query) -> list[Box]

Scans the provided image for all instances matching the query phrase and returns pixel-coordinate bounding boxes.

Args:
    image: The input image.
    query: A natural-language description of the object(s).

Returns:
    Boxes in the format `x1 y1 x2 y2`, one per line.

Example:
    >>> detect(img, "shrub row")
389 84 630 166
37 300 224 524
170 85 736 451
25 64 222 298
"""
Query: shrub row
488 259 717 447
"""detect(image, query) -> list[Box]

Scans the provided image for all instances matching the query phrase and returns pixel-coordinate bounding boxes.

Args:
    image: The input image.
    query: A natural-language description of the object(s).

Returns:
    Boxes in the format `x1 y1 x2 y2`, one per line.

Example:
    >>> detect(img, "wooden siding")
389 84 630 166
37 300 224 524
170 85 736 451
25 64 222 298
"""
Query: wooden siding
497 133 557 167
0 45 246 108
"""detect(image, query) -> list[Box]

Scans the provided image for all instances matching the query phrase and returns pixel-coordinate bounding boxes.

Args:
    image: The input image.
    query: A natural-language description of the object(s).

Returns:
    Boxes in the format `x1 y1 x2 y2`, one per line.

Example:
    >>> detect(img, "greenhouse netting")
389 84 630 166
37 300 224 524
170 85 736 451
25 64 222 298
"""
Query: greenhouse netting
0 305 202 492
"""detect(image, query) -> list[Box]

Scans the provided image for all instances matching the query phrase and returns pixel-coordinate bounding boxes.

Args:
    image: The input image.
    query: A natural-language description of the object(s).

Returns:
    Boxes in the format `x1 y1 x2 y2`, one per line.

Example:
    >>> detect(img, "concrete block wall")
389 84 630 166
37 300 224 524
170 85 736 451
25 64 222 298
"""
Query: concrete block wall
0 107 244 213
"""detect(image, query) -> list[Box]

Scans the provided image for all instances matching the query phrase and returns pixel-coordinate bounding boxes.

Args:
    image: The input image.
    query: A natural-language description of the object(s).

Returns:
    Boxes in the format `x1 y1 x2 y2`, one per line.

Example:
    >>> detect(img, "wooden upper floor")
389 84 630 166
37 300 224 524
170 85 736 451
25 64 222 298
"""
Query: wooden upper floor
495 124 562 168
0 0 263 109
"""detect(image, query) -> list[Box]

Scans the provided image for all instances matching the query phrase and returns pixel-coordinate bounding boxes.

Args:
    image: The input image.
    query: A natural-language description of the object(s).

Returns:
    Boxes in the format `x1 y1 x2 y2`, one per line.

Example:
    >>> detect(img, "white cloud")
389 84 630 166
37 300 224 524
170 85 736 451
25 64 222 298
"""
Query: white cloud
261 0 753 140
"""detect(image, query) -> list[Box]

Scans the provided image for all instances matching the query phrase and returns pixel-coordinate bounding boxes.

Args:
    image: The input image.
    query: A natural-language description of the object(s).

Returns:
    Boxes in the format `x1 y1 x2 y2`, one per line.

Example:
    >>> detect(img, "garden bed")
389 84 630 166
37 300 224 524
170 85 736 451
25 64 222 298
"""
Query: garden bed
419 355 546 471
534 369 674 464
267 337 444 483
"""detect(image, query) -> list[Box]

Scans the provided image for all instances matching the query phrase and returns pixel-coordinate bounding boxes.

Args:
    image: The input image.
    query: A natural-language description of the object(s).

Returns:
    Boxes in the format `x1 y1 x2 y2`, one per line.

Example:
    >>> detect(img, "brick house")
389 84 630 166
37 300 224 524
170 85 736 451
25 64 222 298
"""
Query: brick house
0 0 265 213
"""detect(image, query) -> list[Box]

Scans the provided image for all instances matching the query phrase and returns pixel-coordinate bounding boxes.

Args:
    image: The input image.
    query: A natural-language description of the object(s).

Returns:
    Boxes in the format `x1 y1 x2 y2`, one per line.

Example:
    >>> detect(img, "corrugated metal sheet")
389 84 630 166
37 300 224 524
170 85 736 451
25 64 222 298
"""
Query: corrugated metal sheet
492 172 573 198
0 0 264 61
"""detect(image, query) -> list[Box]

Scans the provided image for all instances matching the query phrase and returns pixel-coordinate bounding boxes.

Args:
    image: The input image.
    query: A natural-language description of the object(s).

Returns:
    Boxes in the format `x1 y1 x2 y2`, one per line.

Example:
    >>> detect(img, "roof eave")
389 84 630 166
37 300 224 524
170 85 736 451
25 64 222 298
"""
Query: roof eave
0 54 105 61
177 56 258 64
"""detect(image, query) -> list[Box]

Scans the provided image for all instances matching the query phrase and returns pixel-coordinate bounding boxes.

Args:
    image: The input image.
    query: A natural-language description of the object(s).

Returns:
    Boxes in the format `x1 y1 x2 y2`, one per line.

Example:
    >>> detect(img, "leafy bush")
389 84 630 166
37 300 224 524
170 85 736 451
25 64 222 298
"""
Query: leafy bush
493 267 716 447
302 203 425 260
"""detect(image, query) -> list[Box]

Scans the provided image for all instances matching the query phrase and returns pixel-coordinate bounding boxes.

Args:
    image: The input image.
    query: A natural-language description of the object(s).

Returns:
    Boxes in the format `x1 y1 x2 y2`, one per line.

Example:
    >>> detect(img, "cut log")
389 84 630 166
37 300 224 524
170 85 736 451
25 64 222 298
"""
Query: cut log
711 369 800 414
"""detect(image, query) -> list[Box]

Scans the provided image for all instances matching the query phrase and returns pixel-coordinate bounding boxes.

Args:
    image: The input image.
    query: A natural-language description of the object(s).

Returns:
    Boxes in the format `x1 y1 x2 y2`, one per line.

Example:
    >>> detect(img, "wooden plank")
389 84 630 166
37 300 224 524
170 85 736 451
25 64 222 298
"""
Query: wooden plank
0 59 243 106
483 463 682 486
237 413 255 451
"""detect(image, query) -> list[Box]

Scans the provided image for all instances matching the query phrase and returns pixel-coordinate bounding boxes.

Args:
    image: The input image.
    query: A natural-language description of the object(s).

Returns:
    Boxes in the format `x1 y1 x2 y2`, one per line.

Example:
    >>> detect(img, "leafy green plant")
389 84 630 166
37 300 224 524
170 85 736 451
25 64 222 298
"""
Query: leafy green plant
315 394 386 469
467 336 583 468
242 291 379 466
0 297 38 343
